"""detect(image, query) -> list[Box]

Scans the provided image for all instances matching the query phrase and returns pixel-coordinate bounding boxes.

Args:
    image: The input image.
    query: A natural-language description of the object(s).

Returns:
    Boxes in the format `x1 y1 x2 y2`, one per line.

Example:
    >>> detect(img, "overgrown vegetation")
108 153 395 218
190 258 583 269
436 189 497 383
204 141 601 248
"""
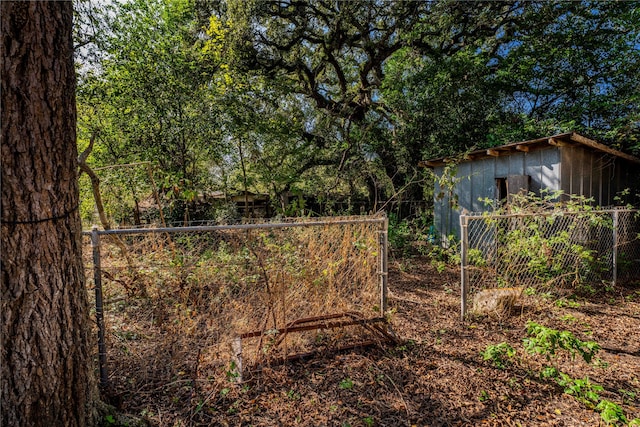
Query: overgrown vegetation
481 342 516 369
462 190 640 304
74 0 640 226
86 240 640 426
86 216 387 411
65 2 640 425
481 322 639 426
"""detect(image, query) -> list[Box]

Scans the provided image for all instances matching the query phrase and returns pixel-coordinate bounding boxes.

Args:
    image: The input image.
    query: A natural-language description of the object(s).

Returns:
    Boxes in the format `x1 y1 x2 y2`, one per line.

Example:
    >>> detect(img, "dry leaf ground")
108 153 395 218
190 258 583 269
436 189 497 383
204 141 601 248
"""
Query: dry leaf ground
102 256 640 426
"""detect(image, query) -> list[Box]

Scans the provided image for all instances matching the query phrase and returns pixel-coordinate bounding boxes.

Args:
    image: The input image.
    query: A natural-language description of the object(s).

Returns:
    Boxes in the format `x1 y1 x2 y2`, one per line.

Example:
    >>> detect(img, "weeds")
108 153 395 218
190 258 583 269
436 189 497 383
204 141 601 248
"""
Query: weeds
464 192 639 316
478 390 490 402
523 321 600 363
559 314 577 323
85 216 390 425
286 389 301 400
428 234 460 272
555 373 603 407
555 298 581 309
387 212 462 272
596 400 628 426
339 378 354 390
482 322 637 426
481 342 516 369
619 389 638 405
387 214 413 256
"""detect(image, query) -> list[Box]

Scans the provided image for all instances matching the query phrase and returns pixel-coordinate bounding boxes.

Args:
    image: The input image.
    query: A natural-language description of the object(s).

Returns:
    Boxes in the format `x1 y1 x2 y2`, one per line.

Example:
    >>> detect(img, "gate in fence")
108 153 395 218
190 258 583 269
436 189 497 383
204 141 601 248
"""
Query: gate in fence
460 209 640 319
83 215 391 388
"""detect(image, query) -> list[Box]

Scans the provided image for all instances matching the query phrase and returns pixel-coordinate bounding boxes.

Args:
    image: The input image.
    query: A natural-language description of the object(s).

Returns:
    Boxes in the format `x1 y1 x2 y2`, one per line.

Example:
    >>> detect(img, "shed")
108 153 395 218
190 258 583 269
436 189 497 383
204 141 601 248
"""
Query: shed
422 132 640 242
210 190 272 218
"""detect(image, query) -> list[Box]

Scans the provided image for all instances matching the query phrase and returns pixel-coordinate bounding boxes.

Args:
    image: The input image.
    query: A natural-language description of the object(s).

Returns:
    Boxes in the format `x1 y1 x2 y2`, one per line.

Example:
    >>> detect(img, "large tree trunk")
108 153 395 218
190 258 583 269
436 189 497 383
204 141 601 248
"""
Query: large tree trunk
1 2 98 426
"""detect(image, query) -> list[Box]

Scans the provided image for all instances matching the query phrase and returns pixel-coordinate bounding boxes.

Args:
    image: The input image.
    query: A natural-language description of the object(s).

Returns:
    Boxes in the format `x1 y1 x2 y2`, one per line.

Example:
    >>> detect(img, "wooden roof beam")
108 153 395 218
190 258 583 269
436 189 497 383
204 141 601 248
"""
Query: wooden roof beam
419 160 440 168
515 144 529 152
487 148 500 157
548 137 567 147
569 133 640 165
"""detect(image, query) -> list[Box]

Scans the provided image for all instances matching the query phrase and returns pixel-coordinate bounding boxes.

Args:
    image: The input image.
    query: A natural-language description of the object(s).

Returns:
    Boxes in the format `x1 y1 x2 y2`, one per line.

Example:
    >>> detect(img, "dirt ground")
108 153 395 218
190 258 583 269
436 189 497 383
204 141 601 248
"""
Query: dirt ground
106 256 640 426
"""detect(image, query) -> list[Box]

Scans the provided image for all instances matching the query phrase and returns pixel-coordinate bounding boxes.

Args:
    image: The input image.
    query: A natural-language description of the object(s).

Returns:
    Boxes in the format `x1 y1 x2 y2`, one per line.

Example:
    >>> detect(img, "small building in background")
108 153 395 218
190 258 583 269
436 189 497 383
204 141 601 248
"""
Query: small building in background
422 132 640 242
209 190 272 219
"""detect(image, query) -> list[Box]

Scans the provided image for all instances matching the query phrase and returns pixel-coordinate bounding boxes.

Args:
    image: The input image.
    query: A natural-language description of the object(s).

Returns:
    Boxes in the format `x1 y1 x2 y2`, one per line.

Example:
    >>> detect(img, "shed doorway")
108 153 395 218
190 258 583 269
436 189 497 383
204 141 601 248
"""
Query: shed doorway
496 175 531 206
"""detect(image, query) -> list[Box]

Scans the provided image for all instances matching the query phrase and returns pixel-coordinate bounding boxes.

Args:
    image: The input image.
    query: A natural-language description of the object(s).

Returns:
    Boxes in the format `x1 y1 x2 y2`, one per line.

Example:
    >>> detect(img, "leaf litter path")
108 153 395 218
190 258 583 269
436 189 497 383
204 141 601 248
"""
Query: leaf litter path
111 257 640 426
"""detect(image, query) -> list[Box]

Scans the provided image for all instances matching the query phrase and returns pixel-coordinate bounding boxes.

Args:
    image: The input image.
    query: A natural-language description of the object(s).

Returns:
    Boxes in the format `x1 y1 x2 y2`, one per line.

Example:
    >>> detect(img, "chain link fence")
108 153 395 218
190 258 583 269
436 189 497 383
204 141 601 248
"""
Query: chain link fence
460 209 640 319
82 215 390 391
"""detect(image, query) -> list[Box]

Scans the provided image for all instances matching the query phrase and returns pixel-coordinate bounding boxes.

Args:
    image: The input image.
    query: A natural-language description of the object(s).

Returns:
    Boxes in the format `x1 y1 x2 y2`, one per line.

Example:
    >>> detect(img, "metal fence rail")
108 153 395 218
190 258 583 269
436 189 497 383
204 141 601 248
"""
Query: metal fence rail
82 215 389 388
460 209 640 319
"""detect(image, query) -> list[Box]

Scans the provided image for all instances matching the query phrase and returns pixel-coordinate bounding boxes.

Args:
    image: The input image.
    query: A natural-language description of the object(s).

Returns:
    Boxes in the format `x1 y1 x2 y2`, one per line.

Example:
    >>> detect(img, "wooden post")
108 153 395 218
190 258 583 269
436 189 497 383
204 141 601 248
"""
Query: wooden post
231 337 243 383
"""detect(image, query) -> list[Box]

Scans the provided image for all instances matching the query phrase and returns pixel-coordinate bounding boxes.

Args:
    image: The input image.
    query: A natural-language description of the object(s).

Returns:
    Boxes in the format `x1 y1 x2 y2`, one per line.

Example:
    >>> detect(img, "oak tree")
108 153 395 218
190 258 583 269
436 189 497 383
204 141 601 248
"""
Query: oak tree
1 2 98 425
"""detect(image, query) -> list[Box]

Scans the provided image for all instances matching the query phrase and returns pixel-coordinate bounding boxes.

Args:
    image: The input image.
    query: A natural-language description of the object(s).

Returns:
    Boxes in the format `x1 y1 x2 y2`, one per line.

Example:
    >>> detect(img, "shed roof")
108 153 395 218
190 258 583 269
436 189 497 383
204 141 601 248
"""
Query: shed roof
420 132 640 168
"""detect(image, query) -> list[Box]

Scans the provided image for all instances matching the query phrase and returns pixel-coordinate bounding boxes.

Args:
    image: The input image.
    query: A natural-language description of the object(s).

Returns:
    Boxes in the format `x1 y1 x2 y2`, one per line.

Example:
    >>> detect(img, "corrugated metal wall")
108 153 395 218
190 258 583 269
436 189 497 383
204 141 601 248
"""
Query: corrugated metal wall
434 146 562 241
433 141 640 244
559 146 636 206
433 145 640 241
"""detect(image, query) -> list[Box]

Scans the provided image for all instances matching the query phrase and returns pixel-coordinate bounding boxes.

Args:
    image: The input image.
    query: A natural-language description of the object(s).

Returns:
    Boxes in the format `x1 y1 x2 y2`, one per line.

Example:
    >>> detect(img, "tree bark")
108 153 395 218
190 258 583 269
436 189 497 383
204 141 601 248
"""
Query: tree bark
1 2 98 426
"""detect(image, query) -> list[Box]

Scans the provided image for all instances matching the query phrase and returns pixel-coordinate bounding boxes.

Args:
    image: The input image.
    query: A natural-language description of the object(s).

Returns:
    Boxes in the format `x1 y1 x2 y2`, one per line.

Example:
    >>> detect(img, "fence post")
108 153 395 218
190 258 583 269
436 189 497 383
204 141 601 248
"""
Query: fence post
231 337 243 383
612 210 619 286
460 215 469 321
379 217 389 316
91 226 108 389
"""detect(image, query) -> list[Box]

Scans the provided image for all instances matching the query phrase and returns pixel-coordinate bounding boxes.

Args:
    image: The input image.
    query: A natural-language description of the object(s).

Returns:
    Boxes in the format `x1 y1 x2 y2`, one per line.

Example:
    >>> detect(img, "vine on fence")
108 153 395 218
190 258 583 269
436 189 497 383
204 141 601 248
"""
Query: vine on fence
464 191 640 304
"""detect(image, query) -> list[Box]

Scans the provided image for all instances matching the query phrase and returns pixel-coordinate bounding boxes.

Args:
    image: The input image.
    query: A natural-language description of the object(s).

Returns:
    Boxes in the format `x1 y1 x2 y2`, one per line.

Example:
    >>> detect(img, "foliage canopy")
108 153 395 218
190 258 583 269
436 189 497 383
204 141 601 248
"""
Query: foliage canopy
75 0 640 224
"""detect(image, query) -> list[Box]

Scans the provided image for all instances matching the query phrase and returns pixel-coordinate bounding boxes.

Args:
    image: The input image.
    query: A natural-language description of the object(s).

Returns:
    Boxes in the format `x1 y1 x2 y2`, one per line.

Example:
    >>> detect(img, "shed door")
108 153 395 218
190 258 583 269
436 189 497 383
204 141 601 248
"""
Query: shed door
507 174 530 196
496 175 530 205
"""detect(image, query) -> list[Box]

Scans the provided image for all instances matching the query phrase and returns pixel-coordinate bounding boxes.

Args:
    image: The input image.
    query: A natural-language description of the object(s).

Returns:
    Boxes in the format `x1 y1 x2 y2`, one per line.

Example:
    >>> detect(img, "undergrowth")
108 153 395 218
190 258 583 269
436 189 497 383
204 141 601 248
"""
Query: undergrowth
481 322 639 426
84 216 388 420
387 213 460 271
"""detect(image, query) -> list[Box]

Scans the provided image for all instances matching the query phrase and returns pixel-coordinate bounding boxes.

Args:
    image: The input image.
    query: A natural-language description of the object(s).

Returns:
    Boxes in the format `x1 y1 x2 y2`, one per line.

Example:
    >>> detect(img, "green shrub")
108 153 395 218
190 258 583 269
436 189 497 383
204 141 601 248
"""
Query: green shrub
596 399 628 426
481 342 516 369
524 321 600 363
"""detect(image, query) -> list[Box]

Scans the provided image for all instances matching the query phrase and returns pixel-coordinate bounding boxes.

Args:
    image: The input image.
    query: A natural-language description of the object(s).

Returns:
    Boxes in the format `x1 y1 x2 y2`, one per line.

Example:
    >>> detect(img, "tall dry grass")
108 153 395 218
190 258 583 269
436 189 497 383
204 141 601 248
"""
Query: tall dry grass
83 216 386 396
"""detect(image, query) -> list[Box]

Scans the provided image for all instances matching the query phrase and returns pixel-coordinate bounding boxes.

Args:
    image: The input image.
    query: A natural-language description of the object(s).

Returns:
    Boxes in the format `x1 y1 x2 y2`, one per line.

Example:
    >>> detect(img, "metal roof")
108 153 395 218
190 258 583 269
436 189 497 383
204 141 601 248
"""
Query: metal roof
420 132 640 168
